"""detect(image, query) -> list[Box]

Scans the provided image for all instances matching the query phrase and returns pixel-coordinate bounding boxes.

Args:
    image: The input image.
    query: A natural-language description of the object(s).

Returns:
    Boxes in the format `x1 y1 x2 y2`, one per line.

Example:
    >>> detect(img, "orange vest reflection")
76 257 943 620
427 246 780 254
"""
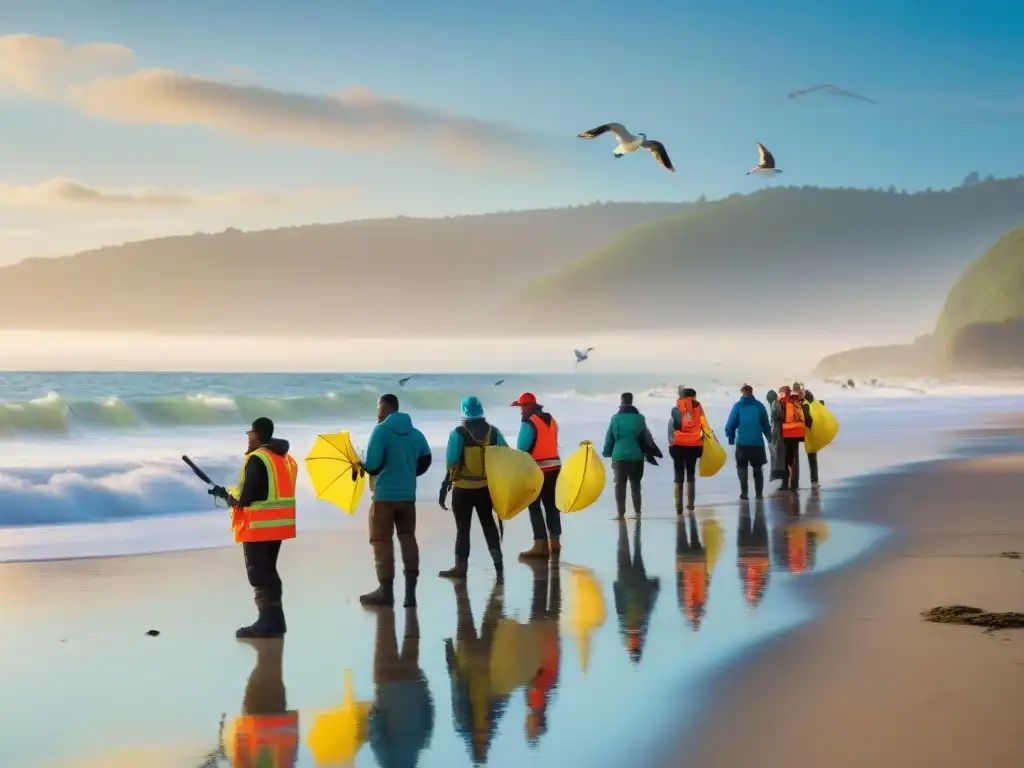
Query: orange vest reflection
737 506 771 607
225 639 298 768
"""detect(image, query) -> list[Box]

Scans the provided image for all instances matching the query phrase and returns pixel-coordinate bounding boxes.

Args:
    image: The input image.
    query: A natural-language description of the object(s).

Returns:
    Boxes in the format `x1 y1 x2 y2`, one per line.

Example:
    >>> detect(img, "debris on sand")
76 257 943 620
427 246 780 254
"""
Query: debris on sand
922 605 1024 630
145 629 161 637
998 551 1021 559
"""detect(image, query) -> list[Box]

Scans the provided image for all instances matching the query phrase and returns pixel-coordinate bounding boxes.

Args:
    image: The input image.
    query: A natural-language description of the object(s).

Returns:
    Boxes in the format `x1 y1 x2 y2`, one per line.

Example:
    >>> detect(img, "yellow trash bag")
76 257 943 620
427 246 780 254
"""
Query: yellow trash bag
490 618 541 695
567 565 607 673
698 429 727 478
555 440 606 513
805 401 839 454
700 517 724 574
485 446 544 521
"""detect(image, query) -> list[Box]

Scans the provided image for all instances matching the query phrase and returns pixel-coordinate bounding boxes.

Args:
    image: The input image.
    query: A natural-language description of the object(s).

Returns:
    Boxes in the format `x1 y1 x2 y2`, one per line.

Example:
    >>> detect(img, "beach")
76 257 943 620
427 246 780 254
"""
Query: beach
1 372 1022 766
681 437 1024 768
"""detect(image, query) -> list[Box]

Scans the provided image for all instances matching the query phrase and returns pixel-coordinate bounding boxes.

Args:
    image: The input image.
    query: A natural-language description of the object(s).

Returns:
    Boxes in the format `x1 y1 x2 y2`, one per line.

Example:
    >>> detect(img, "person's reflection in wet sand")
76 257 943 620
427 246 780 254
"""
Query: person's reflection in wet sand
771 489 826 575
675 513 708 631
614 519 661 659
445 580 510 765
226 639 299 767
369 608 435 768
522 557 562 746
736 501 771 609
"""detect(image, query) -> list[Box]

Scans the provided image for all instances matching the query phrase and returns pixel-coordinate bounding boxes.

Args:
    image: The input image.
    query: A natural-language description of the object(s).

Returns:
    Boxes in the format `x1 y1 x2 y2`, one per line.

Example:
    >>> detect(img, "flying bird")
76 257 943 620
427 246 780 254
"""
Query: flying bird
398 376 413 387
494 379 505 386
747 142 783 176
787 84 877 105
577 123 674 173
574 347 594 370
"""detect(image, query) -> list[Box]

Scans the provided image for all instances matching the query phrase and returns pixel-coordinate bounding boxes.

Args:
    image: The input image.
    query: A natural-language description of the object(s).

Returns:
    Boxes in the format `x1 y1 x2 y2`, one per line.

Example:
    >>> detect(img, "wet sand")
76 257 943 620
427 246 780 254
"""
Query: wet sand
680 448 1024 768
2 484 884 767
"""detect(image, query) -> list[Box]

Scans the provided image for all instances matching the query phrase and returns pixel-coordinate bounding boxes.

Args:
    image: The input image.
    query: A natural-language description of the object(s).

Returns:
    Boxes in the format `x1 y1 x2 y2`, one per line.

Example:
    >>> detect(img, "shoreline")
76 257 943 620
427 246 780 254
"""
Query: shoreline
670 428 1024 768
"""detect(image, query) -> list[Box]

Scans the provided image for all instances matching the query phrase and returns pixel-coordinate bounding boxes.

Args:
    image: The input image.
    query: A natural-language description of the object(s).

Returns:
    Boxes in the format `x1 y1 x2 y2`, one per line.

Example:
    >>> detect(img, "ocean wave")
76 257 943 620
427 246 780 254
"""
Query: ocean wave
0 459 241 527
0 388 465 437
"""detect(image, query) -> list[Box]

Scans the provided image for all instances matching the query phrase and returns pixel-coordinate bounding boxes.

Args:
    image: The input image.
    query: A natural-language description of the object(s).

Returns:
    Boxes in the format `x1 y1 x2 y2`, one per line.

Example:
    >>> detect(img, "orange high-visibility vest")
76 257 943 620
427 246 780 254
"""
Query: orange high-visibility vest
781 398 806 439
529 414 561 473
231 711 299 768
231 448 298 544
672 398 705 447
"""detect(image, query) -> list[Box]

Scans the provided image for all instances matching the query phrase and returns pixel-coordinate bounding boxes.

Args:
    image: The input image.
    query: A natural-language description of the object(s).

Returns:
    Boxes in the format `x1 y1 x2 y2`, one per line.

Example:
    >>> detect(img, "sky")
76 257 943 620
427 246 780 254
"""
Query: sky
2 0 1024 263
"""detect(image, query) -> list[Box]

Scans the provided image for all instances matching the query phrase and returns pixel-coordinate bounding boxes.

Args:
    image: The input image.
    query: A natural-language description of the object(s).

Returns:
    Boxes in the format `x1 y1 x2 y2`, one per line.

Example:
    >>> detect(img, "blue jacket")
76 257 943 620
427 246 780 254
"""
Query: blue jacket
364 411 432 502
445 418 508 469
724 395 771 447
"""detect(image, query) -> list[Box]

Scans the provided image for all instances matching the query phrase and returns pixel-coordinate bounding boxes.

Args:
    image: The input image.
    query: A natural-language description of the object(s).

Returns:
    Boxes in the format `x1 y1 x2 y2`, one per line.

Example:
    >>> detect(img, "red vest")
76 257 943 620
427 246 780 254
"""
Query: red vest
529 413 561 473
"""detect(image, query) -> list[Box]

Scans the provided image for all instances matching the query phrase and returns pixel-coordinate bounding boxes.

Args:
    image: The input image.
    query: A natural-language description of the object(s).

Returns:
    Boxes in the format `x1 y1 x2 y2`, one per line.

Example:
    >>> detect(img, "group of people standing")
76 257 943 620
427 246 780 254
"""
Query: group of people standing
601 383 822 519
215 383 824 640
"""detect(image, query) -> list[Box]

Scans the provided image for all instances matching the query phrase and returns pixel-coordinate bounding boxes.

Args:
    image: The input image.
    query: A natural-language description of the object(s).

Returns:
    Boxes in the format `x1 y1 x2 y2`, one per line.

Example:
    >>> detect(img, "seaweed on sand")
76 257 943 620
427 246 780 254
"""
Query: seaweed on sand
922 605 1024 630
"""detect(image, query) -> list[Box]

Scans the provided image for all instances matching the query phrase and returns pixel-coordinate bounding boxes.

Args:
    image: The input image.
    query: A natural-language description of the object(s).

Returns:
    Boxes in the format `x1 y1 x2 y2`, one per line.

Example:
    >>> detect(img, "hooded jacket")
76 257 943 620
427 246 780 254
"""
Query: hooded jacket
235 438 291 508
364 411 432 502
724 396 772 447
602 405 662 462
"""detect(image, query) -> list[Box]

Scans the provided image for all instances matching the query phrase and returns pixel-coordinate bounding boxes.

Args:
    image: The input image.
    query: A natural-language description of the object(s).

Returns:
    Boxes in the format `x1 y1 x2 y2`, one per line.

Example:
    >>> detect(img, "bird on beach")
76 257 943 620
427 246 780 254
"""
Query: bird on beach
574 347 594 370
747 142 783 176
787 84 877 105
577 123 675 173
398 376 413 387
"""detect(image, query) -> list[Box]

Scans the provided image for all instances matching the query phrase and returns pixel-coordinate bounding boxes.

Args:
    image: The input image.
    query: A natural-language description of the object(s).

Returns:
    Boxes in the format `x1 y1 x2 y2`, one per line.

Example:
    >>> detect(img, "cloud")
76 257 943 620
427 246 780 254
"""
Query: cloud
0 33 134 95
70 69 544 169
0 177 358 209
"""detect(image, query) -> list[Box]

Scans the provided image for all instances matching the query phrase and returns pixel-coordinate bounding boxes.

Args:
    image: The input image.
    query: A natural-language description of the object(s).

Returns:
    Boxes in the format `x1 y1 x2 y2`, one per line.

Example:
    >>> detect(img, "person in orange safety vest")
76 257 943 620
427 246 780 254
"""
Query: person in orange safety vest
512 392 563 560
209 417 298 639
668 386 712 513
776 383 813 492
226 637 299 768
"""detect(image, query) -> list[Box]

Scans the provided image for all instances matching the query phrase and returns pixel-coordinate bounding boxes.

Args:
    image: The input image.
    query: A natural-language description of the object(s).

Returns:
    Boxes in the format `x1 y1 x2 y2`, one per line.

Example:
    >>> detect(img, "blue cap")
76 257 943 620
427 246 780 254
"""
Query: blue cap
461 396 485 420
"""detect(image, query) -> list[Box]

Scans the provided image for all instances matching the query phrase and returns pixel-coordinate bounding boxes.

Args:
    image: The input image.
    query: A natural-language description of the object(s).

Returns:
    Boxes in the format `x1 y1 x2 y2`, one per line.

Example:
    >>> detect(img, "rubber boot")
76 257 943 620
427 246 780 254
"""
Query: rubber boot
438 559 468 580
630 484 643 518
519 540 549 560
673 483 684 515
549 536 561 556
614 480 627 519
490 548 504 583
791 460 801 492
359 578 394 607
403 570 418 609
753 466 764 499
686 481 696 511
738 466 749 501
236 595 283 639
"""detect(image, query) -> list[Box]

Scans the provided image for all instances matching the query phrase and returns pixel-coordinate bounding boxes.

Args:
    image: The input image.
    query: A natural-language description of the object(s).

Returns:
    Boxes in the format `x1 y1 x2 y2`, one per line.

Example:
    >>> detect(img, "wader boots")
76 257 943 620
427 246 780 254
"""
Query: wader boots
519 540 550 559
403 569 418 608
490 548 505 583
359 578 394 607
673 483 684 515
236 594 286 639
753 466 765 499
631 485 642 518
549 537 561 556
738 466 749 501
439 559 468 580
686 481 696 511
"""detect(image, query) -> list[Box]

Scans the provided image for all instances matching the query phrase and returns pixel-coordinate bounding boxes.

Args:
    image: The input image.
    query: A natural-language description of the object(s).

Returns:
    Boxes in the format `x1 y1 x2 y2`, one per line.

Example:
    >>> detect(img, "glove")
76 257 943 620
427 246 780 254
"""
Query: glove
208 485 227 500
438 477 451 510
728 438 735 446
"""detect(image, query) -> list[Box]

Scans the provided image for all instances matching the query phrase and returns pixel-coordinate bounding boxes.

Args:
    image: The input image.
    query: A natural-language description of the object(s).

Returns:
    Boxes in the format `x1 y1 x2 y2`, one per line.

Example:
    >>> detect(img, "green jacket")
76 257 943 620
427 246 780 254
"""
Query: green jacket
603 406 659 462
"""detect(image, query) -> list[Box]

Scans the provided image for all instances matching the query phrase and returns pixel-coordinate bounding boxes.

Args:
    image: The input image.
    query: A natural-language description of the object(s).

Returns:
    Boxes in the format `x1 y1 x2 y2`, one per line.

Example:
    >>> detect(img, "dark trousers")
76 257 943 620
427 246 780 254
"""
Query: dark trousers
612 460 644 516
451 486 502 561
241 637 287 715
369 501 419 580
528 468 562 541
670 445 702 483
735 445 767 497
807 452 819 484
243 540 283 606
782 438 802 489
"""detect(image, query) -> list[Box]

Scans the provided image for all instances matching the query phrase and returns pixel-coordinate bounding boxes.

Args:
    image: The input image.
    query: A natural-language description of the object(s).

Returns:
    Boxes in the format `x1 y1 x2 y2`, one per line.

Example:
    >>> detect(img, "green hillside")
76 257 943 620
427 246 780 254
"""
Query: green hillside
518 178 1024 334
935 227 1024 343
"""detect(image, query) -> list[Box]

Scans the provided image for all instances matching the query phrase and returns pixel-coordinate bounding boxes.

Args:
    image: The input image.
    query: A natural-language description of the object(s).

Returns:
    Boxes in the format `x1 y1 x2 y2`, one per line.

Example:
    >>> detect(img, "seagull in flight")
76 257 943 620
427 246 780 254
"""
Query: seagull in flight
747 142 783 176
398 376 413 387
577 123 674 173
574 347 594 370
787 84 877 105
494 379 505 386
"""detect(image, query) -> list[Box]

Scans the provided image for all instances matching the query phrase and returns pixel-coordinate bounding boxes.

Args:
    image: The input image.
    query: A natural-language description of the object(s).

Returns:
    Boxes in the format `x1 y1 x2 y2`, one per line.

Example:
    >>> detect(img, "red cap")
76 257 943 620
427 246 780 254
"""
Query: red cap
511 392 537 407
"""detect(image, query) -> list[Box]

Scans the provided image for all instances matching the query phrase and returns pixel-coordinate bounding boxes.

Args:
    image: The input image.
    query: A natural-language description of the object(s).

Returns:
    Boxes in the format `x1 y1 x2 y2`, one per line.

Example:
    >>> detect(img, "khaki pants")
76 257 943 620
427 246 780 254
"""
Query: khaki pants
369 501 419 580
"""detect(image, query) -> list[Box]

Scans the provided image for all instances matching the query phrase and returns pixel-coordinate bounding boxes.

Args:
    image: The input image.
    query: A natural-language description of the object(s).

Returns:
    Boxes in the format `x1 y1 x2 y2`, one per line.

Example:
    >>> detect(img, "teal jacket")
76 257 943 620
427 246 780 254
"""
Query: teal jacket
364 411 432 502
603 406 660 462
